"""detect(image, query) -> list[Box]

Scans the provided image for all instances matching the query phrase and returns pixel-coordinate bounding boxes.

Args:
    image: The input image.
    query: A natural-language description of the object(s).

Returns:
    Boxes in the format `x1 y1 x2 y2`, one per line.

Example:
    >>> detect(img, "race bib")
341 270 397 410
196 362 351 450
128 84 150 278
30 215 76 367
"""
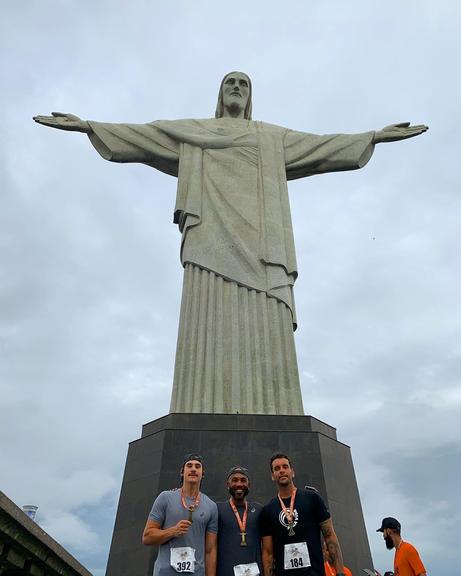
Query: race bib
233 562 260 576
170 547 195 573
284 542 311 570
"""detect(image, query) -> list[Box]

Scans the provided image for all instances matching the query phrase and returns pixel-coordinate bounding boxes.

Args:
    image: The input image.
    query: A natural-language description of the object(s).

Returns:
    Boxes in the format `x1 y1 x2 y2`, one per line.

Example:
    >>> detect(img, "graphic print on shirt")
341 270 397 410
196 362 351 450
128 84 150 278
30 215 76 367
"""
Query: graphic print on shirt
278 508 299 530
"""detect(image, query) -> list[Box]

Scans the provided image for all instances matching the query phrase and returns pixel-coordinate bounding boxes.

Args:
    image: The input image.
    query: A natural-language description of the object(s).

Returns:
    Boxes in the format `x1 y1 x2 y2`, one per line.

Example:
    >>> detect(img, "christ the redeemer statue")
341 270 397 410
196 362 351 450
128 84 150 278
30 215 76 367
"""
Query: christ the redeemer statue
34 71 427 416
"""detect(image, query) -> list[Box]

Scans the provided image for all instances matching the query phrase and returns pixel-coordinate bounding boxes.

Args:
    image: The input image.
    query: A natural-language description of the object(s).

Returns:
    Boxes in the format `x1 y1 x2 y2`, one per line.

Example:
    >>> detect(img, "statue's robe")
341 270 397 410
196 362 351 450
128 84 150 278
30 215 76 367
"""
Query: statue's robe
88 118 375 414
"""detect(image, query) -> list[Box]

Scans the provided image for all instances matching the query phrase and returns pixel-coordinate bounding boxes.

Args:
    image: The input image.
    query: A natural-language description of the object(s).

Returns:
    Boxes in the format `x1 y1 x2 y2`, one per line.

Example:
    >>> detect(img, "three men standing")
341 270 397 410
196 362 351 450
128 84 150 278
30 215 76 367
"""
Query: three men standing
142 454 218 576
142 452 354 576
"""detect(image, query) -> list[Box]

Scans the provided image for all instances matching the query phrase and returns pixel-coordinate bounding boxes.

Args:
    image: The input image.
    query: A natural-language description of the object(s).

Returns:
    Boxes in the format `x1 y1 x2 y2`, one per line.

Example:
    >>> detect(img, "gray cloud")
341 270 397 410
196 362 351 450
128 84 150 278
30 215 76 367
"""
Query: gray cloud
1 1 460 574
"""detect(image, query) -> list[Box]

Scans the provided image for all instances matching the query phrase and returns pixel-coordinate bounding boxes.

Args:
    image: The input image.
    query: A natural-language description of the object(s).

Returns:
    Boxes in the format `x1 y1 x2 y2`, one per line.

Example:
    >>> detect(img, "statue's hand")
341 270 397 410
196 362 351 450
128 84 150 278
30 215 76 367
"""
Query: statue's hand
33 112 91 133
374 122 428 143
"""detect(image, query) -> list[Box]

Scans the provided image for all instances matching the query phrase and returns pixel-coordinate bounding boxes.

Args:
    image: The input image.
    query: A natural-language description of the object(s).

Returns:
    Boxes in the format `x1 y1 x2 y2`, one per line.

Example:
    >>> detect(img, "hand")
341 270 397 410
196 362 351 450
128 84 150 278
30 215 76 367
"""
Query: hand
33 112 91 133
174 519 192 537
373 122 428 143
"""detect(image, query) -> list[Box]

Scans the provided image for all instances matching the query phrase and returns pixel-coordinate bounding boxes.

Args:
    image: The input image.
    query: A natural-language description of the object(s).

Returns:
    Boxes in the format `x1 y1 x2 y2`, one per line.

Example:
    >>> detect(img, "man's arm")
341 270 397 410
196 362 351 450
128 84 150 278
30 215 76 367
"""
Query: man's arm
205 531 217 576
320 518 345 575
407 545 426 576
262 535 274 576
142 518 192 546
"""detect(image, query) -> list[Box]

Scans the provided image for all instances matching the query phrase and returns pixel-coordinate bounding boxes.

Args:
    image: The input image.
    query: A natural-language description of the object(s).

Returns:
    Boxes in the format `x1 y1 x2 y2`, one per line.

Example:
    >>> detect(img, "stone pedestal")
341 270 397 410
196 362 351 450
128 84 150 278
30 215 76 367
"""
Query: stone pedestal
105 413 373 576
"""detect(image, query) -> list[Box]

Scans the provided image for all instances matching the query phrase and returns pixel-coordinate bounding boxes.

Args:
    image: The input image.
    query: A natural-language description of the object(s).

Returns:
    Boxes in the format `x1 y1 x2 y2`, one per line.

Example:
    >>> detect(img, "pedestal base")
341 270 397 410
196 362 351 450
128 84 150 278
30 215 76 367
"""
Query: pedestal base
105 413 373 576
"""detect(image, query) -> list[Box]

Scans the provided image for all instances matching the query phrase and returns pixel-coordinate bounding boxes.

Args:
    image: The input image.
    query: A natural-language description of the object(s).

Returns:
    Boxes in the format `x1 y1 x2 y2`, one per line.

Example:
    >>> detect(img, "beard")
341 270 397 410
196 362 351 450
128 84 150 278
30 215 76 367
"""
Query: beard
385 535 394 550
225 101 244 117
229 486 249 500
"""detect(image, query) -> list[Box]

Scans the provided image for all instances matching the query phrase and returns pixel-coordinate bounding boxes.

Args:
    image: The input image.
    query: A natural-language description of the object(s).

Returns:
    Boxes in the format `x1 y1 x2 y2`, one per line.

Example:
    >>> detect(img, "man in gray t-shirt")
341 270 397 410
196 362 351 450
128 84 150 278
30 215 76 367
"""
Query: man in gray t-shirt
142 454 218 576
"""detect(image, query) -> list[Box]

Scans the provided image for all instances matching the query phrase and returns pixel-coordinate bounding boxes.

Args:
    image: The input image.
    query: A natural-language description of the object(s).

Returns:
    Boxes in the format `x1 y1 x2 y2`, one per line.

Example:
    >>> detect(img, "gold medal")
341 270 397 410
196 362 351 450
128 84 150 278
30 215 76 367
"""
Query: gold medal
229 498 248 546
278 488 297 536
181 489 201 523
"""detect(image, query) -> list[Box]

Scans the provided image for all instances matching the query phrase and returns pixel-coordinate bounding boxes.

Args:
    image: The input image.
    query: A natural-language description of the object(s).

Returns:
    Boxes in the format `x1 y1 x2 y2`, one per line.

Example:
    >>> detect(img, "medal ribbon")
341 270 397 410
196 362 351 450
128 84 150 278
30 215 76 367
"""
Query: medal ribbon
278 487 297 526
229 498 248 536
181 489 201 517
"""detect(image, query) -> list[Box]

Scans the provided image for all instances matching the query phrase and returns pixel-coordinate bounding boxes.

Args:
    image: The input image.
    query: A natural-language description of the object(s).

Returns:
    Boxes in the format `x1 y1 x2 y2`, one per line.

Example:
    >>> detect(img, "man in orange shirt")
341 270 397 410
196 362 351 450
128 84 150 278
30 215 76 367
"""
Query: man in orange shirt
322 541 352 576
377 517 426 576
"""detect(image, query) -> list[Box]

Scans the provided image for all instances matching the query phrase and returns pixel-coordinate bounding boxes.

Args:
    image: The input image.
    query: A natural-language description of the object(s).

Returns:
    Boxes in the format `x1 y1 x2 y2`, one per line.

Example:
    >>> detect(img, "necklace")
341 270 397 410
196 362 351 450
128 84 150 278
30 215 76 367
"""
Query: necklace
278 488 297 536
229 498 248 547
181 488 201 522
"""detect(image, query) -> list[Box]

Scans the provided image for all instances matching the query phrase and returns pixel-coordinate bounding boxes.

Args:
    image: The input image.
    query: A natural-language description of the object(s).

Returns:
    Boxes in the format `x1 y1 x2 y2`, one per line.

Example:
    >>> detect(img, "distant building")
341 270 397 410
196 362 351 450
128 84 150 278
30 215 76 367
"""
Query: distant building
0 491 92 576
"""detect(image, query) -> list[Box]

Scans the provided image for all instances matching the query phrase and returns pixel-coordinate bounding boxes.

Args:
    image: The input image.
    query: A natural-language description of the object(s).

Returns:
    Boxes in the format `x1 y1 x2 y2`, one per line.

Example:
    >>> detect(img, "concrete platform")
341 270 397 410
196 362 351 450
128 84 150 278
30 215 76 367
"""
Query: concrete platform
106 413 372 576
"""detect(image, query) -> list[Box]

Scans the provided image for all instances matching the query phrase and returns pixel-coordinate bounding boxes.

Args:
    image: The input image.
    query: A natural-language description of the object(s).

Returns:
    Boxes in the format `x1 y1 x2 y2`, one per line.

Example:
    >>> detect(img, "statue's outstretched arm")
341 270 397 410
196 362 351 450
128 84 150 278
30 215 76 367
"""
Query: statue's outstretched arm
373 122 428 143
33 114 179 171
33 112 92 134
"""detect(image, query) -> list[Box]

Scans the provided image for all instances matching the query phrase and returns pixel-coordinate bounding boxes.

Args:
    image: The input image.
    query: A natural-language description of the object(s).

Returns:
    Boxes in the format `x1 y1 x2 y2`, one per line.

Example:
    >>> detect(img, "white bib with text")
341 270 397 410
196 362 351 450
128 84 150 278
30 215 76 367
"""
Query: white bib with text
233 562 260 576
284 542 311 570
170 547 195 573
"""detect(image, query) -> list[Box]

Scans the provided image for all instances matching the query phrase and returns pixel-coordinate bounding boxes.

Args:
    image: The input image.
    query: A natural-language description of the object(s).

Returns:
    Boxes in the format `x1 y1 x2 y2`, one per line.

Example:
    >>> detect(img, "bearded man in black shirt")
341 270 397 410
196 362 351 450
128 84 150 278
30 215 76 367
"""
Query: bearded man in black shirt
260 453 346 576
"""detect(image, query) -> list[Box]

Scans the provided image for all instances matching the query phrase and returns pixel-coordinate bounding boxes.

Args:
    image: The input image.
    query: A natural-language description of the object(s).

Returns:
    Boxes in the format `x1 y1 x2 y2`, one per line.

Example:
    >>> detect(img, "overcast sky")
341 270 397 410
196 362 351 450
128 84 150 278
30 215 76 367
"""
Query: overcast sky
1 1 460 574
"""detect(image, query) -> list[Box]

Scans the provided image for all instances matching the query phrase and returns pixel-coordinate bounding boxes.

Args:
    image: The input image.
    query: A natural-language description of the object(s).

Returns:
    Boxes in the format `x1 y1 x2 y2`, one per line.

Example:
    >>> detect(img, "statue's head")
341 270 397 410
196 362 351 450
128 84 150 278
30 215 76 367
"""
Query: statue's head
215 71 252 120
